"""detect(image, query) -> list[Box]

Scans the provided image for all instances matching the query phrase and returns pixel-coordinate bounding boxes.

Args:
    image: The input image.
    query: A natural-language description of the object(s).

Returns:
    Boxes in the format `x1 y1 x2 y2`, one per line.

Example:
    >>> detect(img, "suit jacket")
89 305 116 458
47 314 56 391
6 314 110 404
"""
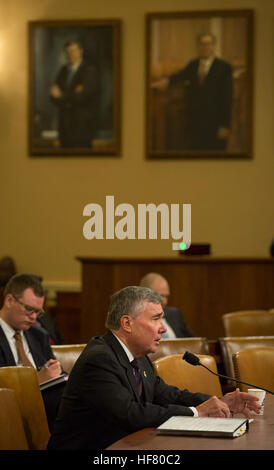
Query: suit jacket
0 324 66 432
164 306 194 337
38 312 64 345
51 61 98 147
170 57 233 150
47 331 210 450
0 324 55 369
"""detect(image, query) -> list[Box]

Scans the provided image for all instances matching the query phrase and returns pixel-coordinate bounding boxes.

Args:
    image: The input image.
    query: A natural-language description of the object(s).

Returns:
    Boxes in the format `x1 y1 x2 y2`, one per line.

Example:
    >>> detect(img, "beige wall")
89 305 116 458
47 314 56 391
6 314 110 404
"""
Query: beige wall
0 0 273 286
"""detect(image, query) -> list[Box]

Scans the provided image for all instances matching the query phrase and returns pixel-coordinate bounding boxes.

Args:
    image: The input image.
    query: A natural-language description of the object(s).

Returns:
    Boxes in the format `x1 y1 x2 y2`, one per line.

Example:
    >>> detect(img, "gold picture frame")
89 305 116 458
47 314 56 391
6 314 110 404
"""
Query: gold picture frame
146 10 254 159
29 19 121 156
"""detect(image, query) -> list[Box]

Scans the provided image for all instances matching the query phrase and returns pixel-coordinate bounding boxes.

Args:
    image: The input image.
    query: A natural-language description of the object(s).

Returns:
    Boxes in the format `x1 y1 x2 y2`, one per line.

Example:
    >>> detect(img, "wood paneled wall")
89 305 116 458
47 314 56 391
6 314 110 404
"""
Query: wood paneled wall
68 257 274 343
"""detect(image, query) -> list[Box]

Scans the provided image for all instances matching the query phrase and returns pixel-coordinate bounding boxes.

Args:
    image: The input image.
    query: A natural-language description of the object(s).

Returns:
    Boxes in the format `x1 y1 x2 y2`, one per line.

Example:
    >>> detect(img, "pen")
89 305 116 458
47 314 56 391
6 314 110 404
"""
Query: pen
39 362 54 370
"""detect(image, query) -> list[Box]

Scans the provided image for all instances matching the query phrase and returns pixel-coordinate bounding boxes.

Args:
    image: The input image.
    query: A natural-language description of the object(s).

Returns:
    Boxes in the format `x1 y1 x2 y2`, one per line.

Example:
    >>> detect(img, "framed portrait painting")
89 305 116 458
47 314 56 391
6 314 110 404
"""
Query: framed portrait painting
146 10 254 159
28 20 121 156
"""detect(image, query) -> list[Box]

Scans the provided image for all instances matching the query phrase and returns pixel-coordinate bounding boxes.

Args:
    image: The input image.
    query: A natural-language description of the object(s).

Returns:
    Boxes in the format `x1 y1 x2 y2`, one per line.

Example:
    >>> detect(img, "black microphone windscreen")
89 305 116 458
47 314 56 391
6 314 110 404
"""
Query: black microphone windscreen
183 351 201 366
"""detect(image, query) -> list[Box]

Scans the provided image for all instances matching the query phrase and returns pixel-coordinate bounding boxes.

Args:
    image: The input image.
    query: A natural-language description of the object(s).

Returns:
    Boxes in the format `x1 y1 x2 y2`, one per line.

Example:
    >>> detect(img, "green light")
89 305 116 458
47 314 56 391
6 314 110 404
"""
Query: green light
179 242 187 250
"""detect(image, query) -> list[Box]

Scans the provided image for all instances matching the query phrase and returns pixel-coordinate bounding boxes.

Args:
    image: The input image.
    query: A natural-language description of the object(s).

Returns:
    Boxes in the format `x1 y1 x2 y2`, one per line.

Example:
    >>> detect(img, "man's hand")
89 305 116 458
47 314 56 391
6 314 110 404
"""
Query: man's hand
220 388 261 418
37 359 62 385
150 77 169 90
75 84 84 93
50 85 63 98
196 396 231 417
217 127 230 140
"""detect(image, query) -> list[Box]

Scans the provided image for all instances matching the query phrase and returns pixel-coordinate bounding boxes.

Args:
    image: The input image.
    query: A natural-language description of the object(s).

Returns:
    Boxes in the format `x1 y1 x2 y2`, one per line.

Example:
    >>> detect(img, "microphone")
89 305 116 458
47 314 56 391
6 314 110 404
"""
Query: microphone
182 351 274 395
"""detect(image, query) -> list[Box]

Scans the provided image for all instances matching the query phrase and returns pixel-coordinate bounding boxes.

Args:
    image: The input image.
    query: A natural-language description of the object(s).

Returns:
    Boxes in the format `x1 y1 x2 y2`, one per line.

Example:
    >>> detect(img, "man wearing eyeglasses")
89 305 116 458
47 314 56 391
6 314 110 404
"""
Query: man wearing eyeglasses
0 273 64 429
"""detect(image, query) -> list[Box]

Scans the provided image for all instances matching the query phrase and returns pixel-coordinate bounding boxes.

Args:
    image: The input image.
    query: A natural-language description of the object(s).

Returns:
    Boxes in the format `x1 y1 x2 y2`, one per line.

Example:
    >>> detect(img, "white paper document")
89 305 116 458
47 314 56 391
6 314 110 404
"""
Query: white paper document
157 416 249 438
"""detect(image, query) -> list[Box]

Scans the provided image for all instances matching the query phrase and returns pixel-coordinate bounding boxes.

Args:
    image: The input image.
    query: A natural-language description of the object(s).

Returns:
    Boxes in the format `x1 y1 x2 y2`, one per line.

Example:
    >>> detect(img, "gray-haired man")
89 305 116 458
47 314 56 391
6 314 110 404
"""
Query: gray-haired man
48 286 260 450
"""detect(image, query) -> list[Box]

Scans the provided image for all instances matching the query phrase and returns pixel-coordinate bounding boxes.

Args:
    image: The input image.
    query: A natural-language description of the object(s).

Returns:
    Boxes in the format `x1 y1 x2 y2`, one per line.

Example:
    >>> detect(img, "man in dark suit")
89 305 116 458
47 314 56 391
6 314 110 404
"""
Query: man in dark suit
47 286 260 450
37 311 64 345
140 272 194 337
50 40 98 148
153 33 233 151
0 273 65 430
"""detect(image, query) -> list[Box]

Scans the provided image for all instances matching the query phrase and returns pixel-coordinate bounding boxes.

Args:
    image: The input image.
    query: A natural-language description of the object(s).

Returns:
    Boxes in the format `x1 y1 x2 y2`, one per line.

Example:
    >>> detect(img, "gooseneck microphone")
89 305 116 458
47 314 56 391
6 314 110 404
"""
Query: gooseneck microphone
183 351 274 395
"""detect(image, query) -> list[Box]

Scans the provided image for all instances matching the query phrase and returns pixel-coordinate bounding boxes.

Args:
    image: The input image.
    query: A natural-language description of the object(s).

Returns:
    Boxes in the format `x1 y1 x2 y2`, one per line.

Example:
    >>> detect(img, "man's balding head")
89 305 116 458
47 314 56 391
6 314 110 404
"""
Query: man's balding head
139 273 170 307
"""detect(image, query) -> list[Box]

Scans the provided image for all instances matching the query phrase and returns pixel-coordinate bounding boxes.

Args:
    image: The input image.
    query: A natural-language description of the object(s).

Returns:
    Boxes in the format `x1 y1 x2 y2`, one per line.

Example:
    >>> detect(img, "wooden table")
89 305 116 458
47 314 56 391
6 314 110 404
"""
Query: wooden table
107 394 274 450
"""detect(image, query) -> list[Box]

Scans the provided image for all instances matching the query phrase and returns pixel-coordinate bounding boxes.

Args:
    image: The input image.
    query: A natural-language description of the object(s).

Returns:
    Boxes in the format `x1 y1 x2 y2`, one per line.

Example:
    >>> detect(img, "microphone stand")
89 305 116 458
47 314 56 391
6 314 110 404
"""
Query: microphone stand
199 362 274 395
182 351 274 395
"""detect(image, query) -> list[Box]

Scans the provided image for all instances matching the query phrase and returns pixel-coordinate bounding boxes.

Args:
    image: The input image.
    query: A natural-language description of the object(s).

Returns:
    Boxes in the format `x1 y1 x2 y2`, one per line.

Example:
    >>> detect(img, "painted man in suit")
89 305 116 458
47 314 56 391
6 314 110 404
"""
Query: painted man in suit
0 273 64 430
153 33 233 150
47 286 260 450
50 40 98 148
140 272 194 338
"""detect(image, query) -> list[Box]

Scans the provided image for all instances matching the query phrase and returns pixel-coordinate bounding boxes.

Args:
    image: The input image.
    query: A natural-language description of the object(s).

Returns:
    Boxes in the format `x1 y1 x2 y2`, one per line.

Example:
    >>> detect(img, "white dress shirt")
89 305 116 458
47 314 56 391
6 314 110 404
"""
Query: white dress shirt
0 317 37 368
113 333 135 363
69 59 82 73
198 56 215 77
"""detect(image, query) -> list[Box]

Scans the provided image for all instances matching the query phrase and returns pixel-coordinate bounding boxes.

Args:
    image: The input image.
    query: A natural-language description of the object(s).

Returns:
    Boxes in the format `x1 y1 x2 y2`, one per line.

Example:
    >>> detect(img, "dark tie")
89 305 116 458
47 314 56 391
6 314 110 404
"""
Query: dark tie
131 359 143 397
14 331 33 367
66 67 75 87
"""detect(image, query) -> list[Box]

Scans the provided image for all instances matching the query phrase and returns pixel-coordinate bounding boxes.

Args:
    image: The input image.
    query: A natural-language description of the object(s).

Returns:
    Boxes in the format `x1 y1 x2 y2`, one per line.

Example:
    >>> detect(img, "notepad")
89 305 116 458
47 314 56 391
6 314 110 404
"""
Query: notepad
157 416 249 438
39 373 69 391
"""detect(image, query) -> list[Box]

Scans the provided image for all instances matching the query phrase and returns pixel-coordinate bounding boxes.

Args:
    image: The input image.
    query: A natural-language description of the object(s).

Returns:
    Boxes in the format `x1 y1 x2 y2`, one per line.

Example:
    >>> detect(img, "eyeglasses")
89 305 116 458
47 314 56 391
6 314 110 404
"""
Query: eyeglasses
12 295 45 317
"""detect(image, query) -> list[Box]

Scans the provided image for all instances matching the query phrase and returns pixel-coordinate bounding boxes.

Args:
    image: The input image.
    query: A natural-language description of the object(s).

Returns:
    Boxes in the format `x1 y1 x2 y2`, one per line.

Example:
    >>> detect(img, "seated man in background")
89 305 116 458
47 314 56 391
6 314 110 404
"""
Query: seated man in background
48 286 260 450
0 260 63 346
140 272 194 337
37 310 64 345
0 273 65 431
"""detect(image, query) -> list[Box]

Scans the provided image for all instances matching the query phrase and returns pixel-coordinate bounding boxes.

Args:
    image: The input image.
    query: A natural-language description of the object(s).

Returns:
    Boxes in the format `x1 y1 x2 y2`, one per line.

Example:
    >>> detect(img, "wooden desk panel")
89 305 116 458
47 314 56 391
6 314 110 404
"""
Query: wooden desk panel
107 395 274 450
77 257 274 343
49 291 81 344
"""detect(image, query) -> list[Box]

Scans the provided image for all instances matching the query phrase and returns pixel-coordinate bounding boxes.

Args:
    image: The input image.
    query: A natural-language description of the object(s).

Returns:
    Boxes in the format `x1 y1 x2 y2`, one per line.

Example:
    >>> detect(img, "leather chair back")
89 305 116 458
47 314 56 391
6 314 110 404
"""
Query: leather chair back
154 353 223 396
0 367 50 449
52 344 86 374
0 388 29 450
232 347 274 392
148 337 209 362
219 336 274 381
222 310 274 336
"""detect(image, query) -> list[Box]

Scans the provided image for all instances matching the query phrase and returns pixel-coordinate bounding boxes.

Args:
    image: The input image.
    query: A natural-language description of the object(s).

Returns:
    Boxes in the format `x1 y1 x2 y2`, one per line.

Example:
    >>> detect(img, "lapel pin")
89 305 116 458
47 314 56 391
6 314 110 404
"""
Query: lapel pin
144 371 147 378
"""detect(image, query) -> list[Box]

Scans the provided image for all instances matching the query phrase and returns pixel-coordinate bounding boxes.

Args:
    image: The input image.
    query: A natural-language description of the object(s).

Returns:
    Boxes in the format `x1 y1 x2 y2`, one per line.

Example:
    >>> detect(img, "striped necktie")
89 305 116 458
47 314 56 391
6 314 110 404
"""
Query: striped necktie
131 359 143 397
14 331 33 367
